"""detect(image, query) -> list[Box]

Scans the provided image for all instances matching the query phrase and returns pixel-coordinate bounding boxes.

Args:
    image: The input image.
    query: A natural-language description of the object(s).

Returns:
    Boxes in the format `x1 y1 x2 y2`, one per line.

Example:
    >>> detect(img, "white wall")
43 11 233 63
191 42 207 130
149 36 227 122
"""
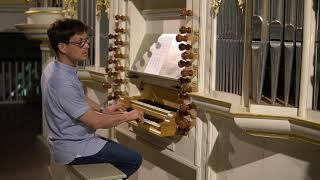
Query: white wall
0 4 29 31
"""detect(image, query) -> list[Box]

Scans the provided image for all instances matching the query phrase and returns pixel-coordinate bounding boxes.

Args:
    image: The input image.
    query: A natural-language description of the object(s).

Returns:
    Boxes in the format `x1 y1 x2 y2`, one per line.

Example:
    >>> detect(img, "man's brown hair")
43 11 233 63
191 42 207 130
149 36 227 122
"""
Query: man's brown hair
47 18 88 54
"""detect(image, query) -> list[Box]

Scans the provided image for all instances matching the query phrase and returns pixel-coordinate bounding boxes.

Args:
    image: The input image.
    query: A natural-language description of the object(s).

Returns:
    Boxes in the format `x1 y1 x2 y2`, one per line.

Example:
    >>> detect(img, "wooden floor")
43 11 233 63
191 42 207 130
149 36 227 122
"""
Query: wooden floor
0 131 51 180
0 103 51 180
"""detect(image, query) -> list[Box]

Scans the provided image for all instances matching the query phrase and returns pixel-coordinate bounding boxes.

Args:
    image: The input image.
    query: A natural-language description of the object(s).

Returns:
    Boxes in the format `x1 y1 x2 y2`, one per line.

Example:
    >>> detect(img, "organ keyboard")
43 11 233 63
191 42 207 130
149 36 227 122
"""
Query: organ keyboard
124 96 179 137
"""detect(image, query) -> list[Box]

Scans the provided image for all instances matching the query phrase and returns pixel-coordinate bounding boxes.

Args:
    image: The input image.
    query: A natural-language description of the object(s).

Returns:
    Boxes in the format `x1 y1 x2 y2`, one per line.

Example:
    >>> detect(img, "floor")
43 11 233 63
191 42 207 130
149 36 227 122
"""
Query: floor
0 104 51 180
0 131 51 180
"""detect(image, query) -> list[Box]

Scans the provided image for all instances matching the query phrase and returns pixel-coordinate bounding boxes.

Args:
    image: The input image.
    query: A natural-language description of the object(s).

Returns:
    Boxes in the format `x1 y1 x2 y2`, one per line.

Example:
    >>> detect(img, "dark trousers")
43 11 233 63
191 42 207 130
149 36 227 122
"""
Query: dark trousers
69 140 142 179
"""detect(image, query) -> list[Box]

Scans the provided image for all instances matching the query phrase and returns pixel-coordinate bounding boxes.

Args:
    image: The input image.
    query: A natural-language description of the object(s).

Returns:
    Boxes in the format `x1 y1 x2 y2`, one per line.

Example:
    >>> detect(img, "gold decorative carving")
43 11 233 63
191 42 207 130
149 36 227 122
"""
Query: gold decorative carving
211 0 222 17
64 0 78 19
96 0 103 16
96 0 110 17
237 0 245 14
104 0 110 17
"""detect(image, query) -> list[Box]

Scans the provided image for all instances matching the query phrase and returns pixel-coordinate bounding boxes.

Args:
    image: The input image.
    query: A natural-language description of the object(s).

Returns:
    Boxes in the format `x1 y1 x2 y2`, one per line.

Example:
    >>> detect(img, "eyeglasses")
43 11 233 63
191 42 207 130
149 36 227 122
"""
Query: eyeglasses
67 38 90 48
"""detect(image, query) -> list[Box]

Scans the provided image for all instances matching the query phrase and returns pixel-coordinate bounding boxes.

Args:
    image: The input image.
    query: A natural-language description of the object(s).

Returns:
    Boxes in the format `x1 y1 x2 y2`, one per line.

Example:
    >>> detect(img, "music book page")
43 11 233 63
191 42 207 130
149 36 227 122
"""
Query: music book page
144 34 181 76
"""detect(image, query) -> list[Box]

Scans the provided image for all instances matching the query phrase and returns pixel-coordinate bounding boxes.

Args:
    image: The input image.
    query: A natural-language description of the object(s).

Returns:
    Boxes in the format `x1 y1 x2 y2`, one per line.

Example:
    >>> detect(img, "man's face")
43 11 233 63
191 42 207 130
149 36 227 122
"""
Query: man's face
65 32 89 62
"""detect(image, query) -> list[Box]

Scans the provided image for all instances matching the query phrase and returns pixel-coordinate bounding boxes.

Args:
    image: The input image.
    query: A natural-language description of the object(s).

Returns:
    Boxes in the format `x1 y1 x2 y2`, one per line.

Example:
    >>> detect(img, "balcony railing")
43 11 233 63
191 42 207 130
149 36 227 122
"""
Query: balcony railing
0 32 41 104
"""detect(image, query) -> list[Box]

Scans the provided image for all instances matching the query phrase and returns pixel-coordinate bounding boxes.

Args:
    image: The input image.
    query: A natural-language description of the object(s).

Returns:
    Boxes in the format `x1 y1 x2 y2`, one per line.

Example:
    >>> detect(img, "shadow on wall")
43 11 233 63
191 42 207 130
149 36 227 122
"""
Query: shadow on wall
200 110 320 180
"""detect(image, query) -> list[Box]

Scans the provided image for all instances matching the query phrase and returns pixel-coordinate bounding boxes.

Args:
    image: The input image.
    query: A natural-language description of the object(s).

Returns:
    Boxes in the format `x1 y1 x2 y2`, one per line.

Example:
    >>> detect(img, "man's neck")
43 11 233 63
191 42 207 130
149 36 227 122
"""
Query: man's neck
58 54 76 67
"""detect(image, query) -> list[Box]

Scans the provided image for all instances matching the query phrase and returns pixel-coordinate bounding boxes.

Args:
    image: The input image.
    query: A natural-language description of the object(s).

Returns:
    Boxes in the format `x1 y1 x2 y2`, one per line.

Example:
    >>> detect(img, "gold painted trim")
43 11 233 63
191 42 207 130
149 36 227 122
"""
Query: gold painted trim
237 0 245 14
246 130 320 146
246 130 291 140
25 10 63 14
289 118 320 130
211 0 222 17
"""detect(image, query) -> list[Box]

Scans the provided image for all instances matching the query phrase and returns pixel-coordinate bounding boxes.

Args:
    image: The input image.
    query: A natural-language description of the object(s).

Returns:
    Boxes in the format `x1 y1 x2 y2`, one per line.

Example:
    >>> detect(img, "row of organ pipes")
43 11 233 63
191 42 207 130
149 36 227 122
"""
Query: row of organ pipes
251 0 304 107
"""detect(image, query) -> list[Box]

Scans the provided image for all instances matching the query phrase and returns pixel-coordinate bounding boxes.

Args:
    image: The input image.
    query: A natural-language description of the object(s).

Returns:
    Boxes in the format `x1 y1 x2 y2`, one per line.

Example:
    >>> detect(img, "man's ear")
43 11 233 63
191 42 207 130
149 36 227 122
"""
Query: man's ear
58 43 67 54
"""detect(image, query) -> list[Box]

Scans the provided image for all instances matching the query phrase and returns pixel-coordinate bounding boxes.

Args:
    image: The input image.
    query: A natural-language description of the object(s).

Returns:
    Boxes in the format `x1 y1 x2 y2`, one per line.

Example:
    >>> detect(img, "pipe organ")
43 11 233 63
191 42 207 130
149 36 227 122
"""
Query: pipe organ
82 0 320 179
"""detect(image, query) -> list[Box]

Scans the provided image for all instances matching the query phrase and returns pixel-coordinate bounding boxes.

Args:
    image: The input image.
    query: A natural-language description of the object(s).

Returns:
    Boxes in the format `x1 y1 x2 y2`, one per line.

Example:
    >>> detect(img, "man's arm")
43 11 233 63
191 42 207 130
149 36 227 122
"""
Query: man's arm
86 97 127 113
79 109 144 129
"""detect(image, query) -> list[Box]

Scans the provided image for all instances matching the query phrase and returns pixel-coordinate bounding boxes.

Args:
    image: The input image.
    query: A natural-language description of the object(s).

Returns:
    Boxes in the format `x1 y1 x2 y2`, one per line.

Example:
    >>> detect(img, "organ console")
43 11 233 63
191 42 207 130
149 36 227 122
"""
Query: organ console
123 85 180 137
105 5 198 137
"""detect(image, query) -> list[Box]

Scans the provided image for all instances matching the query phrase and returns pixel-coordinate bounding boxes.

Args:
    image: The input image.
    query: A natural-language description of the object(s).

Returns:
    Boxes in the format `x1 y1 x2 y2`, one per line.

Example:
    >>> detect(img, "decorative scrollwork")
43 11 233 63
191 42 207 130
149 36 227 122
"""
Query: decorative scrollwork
64 0 78 19
96 0 110 17
211 0 222 18
237 0 245 14
104 0 110 17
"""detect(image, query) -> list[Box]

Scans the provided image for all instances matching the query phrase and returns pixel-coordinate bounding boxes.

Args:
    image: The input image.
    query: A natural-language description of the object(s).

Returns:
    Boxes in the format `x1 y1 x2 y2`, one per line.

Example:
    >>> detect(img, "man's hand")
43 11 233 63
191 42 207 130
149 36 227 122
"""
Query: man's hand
125 109 144 123
102 102 127 113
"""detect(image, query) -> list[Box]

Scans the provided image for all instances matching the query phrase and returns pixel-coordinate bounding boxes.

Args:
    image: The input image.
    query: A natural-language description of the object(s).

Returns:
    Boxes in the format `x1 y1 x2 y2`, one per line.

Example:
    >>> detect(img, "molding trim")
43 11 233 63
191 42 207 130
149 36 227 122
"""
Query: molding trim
0 4 29 13
191 93 320 146
25 10 63 14
246 130 320 146
142 8 185 20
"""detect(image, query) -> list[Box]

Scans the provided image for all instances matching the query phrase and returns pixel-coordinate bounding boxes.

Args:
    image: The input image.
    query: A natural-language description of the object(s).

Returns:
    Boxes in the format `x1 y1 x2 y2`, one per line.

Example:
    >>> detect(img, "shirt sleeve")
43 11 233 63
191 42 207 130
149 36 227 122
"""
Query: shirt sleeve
57 82 90 120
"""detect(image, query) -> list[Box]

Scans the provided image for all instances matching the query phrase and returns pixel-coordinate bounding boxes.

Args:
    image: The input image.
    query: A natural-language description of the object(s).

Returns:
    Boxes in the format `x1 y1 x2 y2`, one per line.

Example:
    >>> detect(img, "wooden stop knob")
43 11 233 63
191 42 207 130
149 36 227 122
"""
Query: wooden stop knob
179 8 193 16
179 43 192 51
178 60 192 68
108 34 118 39
115 15 129 21
181 52 194 60
181 69 194 77
179 26 192 34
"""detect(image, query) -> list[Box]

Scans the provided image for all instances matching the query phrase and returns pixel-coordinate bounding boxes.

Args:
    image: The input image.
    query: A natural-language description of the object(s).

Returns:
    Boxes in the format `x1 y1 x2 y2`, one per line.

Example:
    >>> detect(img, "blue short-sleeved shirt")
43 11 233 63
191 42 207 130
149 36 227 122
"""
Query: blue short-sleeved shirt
41 60 106 164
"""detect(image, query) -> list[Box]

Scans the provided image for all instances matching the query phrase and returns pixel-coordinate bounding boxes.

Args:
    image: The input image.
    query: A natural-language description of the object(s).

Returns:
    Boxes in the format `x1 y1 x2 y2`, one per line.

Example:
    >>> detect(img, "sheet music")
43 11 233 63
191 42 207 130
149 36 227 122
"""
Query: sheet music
144 34 180 75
